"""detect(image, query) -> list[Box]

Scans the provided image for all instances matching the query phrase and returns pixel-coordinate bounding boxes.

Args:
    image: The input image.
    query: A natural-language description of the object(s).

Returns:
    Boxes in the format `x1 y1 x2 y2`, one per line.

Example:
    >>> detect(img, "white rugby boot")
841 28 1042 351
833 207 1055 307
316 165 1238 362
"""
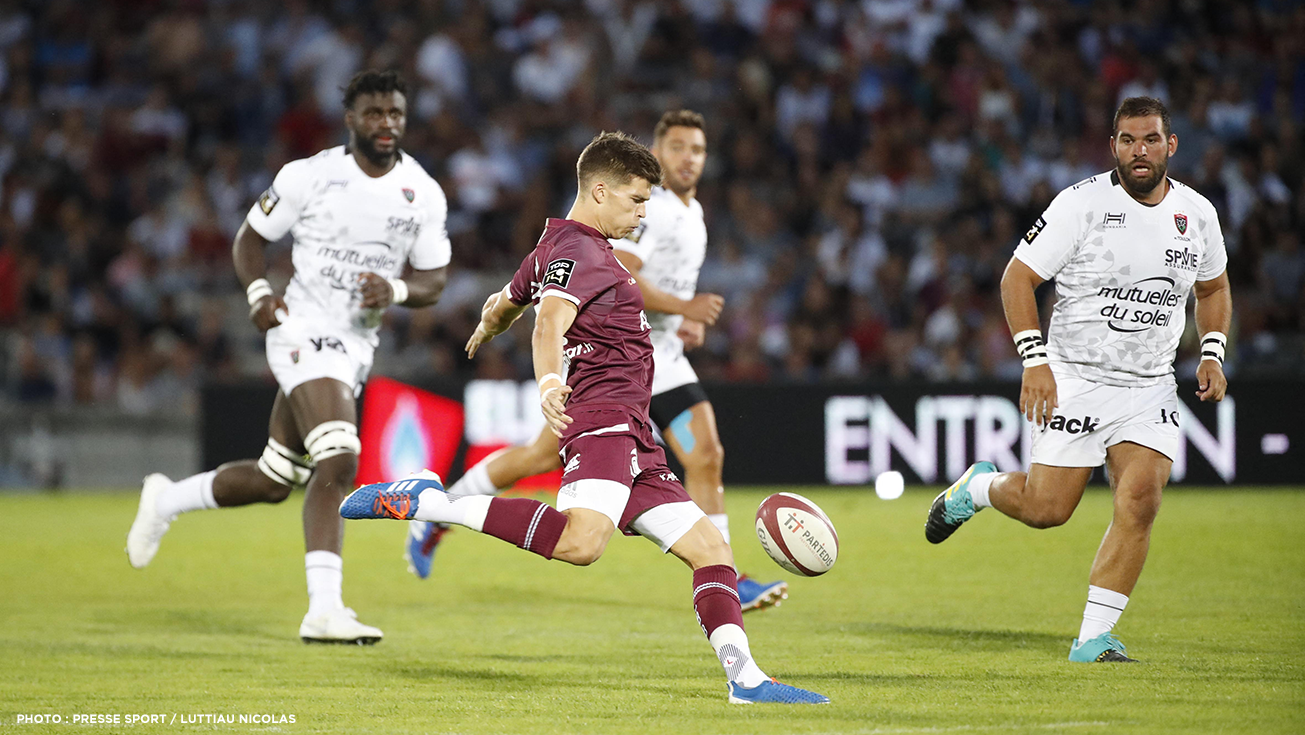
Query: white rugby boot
299 607 383 645
126 473 175 569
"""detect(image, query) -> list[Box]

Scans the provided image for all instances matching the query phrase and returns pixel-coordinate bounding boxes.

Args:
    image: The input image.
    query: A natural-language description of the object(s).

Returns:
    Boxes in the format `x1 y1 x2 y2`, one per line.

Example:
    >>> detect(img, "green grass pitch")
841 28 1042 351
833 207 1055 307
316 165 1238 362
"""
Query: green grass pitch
1 487 1302 734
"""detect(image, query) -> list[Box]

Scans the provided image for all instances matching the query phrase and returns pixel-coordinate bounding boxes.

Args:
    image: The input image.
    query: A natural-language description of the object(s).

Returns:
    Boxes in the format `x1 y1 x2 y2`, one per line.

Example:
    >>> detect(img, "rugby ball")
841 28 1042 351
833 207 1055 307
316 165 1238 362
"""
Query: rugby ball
755 493 839 577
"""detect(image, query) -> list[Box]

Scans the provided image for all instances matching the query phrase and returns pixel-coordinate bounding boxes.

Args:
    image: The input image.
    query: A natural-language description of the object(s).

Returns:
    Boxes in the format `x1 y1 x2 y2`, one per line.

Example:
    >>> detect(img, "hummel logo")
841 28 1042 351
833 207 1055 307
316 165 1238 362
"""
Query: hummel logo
563 453 581 475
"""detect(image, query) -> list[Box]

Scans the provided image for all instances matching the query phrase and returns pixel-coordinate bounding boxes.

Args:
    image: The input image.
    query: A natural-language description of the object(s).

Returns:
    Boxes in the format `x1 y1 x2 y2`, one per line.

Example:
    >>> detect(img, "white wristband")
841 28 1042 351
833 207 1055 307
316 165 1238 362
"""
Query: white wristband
1022 356 1049 368
386 278 409 306
246 278 273 306
1200 331 1227 364
538 373 564 390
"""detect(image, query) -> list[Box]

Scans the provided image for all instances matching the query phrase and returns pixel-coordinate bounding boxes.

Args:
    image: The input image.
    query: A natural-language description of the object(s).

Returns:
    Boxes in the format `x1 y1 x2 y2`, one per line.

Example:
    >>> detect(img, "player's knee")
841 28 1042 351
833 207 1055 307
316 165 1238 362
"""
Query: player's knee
256 438 310 503
1025 504 1074 529
313 453 358 493
685 438 724 475
1117 487 1163 528
303 421 360 491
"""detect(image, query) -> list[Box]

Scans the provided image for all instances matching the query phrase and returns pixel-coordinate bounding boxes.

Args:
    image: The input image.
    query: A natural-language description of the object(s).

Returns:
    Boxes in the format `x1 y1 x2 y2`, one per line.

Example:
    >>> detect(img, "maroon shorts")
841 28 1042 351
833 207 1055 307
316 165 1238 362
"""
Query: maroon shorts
557 408 698 541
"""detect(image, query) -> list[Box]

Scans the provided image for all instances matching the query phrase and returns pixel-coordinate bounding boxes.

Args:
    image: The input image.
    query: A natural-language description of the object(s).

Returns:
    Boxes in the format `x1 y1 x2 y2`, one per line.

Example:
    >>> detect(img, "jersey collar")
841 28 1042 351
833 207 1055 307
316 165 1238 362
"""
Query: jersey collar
547 217 610 244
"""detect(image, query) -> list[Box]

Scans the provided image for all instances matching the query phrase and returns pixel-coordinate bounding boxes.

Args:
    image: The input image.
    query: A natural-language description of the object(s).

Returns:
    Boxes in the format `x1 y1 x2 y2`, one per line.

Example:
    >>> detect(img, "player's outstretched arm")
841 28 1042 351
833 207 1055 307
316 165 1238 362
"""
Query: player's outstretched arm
358 267 448 309
233 220 286 332
533 295 578 437
1001 257 1057 427
466 285 529 358
612 250 723 325
1193 271 1231 403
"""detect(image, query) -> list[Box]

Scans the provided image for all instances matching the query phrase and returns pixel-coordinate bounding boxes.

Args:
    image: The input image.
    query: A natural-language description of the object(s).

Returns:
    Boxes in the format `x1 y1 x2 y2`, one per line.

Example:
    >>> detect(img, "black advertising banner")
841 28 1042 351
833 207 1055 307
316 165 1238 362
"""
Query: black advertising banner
203 380 1300 486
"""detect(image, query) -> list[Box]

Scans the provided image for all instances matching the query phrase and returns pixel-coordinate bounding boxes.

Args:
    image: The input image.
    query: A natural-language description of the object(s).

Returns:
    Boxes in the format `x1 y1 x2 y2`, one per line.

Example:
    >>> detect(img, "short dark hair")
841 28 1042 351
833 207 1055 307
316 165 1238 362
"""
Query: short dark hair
576 131 662 188
654 109 706 141
343 69 408 109
1114 96 1171 138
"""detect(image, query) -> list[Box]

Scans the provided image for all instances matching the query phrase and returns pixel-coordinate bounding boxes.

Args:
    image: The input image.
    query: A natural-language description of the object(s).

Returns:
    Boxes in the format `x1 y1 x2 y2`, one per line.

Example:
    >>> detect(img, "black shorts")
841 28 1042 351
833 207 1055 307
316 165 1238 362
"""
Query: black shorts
648 382 710 431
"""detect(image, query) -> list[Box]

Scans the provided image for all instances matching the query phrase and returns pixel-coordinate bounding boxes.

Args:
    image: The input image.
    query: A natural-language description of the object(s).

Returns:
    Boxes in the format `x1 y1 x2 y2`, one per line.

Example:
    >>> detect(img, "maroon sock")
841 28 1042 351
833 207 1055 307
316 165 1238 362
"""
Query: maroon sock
481 498 567 559
692 564 744 637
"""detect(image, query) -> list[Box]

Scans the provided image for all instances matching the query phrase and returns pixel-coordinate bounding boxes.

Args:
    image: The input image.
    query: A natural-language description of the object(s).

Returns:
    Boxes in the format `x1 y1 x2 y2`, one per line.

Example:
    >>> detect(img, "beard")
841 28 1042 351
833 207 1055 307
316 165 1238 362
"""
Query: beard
353 131 399 166
1115 154 1168 196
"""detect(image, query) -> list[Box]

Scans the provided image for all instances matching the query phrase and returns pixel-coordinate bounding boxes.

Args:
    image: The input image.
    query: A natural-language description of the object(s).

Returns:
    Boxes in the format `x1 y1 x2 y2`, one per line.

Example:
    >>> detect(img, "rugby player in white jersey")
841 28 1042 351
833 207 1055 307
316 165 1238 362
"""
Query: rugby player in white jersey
406 110 789 611
125 70 451 644
925 98 1232 663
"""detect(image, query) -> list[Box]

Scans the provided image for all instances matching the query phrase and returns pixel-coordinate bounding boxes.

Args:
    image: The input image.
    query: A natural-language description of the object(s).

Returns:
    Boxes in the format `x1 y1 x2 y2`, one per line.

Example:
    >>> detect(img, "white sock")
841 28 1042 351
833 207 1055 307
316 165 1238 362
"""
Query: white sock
155 470 219 518
708 513 731 544
415 490 492 532
708 624 768 688
1078 585 1129 641
305 551 344 618
447 454 505 497
969 471 997 510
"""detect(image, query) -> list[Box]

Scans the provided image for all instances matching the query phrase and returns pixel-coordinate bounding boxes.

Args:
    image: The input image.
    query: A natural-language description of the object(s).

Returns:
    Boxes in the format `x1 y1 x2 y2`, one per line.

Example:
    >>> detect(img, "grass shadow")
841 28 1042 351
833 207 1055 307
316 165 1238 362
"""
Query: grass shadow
844 622 1065 650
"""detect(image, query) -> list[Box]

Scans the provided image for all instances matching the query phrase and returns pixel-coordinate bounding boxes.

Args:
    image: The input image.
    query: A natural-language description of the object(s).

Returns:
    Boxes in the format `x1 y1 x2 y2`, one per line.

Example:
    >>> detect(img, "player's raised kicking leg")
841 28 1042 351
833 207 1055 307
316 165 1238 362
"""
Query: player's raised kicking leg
405 431 563 578
658 396 787 611
344 469 827 703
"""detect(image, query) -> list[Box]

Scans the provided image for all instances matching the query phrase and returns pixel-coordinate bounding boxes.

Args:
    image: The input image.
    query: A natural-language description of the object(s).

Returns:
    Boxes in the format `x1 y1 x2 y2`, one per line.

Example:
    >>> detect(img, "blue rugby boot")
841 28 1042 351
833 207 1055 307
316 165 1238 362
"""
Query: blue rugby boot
405 521 451 579
728 679 830 704
1069 633 1138 663
737 574 788 612
925 461 997 544
340 471 444 520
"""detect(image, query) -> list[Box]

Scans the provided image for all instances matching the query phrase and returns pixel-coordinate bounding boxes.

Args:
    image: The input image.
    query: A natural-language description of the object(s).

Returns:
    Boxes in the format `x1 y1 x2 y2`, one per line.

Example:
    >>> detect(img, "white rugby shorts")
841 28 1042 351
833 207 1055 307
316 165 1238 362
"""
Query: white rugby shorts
650 333 698 396
265 319 374 398
1031 369 1181 467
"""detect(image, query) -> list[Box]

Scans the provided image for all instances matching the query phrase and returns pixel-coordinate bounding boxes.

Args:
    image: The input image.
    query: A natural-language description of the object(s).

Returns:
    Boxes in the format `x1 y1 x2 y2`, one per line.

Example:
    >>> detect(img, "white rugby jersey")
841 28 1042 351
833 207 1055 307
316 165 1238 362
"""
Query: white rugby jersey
1013 170 1227 387
611 185 708 349
246 146 451 345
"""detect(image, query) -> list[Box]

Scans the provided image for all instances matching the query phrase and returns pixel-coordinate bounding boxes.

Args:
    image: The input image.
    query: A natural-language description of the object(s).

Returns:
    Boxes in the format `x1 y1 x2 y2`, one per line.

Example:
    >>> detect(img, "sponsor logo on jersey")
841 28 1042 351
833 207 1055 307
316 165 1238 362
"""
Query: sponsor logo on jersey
402 188 415 203
1103 212 1126 227
1098 276 1182 332
387 216 422 236
563 341 594 360
310 336 347 353
258 187 280 215
1024 216 1047 244
1164 247 1199 271
1046 415 1100 434
639 310 651 331
543 258 575 289
290 350 299 364
1174 213 1187 234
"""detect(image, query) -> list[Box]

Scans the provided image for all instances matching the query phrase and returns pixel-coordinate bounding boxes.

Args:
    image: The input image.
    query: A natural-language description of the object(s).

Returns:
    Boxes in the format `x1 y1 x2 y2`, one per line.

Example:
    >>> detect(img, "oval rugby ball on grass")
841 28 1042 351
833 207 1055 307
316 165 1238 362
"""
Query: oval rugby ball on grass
755 492 839 577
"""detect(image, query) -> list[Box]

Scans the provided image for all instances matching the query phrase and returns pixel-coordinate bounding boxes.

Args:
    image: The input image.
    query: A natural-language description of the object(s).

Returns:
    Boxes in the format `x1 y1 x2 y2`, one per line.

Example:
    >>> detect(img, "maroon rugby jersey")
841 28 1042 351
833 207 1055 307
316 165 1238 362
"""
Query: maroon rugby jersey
508 218 654 420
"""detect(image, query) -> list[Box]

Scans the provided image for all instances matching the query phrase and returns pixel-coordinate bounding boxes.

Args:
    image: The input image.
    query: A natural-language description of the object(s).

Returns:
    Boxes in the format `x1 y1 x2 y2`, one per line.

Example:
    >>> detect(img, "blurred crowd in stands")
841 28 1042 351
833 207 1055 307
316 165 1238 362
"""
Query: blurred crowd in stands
2 0 1303 415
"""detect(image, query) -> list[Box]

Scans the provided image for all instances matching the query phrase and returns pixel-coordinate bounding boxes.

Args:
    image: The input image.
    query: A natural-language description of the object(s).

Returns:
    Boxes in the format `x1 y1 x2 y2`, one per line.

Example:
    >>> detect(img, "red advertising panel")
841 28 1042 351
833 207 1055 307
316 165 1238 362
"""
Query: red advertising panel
358 376 465 486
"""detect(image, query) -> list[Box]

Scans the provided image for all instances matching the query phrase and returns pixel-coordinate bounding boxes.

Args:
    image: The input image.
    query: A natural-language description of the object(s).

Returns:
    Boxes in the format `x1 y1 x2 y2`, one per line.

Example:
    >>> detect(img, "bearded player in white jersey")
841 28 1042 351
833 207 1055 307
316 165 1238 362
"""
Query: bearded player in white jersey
406 110 789 611
125 71 451 644
925 98 1232 663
